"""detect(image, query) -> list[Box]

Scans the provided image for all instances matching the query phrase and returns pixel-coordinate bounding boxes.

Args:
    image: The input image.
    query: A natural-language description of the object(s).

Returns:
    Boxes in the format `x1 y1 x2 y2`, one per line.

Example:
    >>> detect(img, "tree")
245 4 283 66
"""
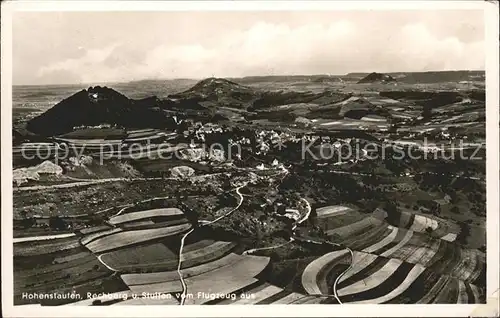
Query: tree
276 204 286 215
21 218 35 229
448 190 458 204
422 105 432 118
433 205 441 216
451 206 460 214
88 214 104 226
48 216 67 230
384 201 398 215
457 222 470 245
414 174 422 184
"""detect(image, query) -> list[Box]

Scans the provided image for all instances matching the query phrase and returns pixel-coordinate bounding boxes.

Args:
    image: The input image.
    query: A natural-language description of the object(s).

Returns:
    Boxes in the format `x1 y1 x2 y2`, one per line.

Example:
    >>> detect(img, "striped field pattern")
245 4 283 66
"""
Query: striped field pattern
302 205 486 303
84 224 191 254
21 203 484 306
300 249 484 304
315 206 484 283
108 208 185 225
121 253 271 305
373 208 461 241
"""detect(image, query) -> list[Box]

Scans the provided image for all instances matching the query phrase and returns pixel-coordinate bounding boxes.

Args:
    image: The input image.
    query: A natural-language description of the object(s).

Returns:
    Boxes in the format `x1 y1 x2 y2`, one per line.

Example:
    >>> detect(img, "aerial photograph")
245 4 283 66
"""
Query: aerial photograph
10 9 488 306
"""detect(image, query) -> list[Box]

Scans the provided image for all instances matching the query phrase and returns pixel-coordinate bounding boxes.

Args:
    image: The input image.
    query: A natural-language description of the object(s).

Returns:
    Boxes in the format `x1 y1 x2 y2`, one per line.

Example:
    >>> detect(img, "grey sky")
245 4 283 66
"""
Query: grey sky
13 10 484 85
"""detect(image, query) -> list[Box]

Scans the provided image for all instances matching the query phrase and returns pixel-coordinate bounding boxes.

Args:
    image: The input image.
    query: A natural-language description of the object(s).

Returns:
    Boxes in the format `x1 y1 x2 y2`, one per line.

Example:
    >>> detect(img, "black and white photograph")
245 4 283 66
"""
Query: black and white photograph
1 1 499 317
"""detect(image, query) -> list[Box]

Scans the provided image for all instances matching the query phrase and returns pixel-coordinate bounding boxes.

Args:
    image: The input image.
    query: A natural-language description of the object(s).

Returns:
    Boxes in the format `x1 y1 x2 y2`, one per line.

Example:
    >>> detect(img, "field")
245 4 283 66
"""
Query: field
124 254 270 305
314 205 485 284
13 247 115 305
14 236 81 257
108 208 185 225
84 224 192 254
99 243 178 272
300 248 483 304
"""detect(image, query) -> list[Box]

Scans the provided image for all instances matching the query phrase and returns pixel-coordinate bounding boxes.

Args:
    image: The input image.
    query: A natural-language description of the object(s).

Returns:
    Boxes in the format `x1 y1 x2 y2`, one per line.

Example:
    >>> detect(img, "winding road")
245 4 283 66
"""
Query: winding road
14 172 230 192
293 197 353 304
176 182 248 305
242 237 295 256
97 254 119 272
13 176 165 192
332 247 354 304
242 196 354 304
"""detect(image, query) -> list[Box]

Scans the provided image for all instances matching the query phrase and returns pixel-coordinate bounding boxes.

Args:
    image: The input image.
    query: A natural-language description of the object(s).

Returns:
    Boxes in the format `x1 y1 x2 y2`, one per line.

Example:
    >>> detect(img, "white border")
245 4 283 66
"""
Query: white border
3 0 493 11
1 1 498 317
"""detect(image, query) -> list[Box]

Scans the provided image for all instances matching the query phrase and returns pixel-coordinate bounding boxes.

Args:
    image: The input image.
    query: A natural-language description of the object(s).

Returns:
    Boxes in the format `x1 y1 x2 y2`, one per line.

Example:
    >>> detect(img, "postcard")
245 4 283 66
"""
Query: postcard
1 1 498 317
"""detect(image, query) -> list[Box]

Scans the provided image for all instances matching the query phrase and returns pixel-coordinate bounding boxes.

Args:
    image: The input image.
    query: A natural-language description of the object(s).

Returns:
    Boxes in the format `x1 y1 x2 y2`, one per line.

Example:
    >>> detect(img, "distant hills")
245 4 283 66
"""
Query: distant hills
24 71 486 137
348 70 484 84
231 70 484 84
357 72 396 84
24 77 350 136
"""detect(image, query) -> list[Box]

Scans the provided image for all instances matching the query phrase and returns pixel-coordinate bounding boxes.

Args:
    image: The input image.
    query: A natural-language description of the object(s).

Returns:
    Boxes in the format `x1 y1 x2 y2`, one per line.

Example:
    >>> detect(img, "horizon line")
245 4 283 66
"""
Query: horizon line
12 68 486 87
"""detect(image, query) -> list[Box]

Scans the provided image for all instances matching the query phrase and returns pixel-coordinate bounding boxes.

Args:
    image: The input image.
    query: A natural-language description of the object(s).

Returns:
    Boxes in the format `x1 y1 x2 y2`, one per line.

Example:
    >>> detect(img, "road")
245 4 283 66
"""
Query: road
297 198 312 226
13 232 76 243
97 254 119 272
176 182 247 305
14 172 234 192
13 177 164 192
110 196 175 218
332 247 354 304
242 238 294 256
294 234 354 304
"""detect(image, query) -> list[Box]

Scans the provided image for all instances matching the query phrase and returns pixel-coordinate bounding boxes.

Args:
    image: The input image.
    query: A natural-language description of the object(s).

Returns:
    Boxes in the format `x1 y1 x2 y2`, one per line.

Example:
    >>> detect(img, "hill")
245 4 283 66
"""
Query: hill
337 96 392 120
357 72 396 84
168 77 257 109
26 86 174 136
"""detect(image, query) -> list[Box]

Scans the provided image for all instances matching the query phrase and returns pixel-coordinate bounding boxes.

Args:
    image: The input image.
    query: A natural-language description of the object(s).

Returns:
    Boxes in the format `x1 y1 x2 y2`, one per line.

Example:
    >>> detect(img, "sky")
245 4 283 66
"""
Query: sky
13 10 485 85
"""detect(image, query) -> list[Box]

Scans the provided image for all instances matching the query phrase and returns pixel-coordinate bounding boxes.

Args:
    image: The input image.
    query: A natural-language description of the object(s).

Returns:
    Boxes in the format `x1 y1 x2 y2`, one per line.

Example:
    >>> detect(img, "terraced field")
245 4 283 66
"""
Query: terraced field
319 206 484 283
309 206 486 300
374 208 461 241
79 225 112 235
13 244 118 305
108 208 185 225
300 248 484 304
99 240 236 272
99 243 178 272
80 228 123 246
122 253 270 305
124 129 167 143
86 205 483 305
14 236 81 257
84 224 192 254
13 202 486 306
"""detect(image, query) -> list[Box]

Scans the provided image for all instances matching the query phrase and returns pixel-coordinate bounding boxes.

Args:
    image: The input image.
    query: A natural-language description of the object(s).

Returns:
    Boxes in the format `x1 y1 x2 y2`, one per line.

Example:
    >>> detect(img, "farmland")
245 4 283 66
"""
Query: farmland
84 224 192 254
108 208 185 225
12 72 487 305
